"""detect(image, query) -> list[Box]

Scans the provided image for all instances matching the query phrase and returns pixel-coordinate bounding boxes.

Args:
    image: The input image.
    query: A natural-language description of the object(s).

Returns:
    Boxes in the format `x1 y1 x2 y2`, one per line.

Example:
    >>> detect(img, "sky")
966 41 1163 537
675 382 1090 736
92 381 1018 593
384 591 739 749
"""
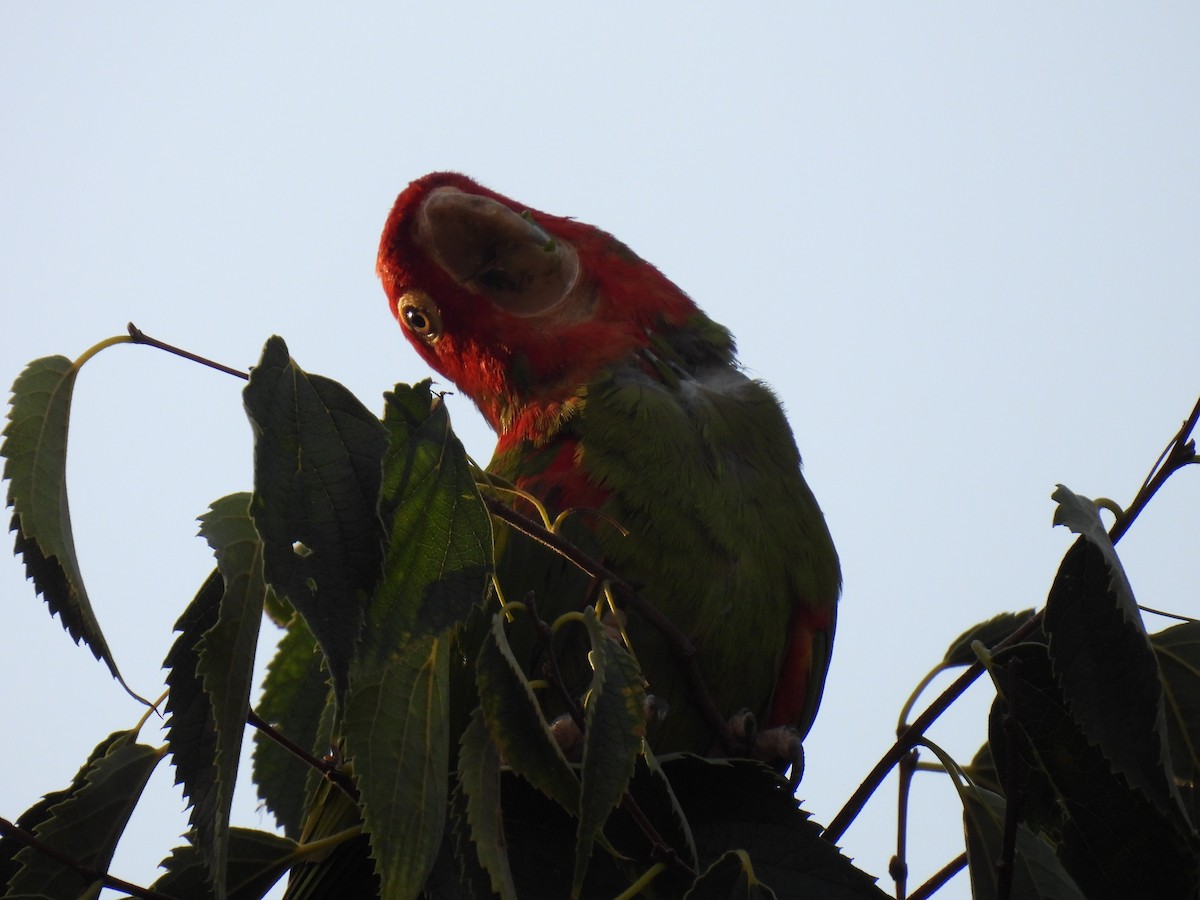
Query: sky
2 5 1198 898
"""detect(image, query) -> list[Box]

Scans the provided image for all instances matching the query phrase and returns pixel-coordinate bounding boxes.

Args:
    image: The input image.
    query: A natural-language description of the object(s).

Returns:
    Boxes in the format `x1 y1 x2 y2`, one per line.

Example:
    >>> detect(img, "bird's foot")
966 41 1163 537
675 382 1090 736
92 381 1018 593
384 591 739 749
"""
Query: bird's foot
722 710 805 787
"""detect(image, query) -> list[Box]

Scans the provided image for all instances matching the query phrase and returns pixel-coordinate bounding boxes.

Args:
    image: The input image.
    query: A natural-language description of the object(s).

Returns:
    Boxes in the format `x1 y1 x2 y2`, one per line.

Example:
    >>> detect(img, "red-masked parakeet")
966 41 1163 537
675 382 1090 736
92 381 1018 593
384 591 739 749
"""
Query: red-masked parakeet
376 172 840 774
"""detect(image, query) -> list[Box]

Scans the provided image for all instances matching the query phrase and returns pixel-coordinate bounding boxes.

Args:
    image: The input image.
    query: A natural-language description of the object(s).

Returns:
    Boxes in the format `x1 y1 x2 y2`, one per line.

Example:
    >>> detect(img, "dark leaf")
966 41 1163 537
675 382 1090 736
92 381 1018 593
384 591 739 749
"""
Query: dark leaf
987 642 1200 898
3 355 135 695
163 569 226 882
667 756 888 899
1151 621 1200 827
191 492 270 897
338 381 492 898
282 778 377 900
943 610 1037 667
457 706 516 899
253 613 332 839
1044 527 1186 824
476 614 580 814
961 784 1084 900
243 336 388 705
151 828 298 900
360 381 492 656
4 730 163 898
574 612 647 896
344 636 450 900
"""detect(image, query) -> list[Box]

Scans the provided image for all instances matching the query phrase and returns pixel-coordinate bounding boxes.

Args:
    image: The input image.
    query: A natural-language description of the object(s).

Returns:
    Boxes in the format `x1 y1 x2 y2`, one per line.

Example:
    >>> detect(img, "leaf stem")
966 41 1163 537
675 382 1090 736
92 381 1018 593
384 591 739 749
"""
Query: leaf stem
72 333 133 369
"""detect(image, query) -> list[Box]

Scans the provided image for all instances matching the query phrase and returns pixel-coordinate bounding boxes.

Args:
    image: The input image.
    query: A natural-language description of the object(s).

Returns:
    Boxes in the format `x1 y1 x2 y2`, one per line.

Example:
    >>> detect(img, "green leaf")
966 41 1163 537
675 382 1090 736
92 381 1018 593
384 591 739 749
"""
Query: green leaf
361 381 493 657
986 641 1200 898
150 828 299 900
961 785 1084 900
476 614 580 814
574 612 647 898
942 610 1037 667
243 336 389 705
337 381 493 898
4 730 163 899
1151 621 1200 826
164 569 226 878
1044 531 1186 824
283 777 377 900
3 355 134 694
191 492 270 898
457 706 516 899
685 850 778 900
343 636 449 900
253 613 332 840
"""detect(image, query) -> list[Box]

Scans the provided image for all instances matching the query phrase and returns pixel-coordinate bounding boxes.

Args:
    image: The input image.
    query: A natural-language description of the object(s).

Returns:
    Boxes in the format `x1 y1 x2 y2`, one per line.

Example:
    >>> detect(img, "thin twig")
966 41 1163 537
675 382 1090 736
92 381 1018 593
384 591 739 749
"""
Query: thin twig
891 747 917 899
907 853 968 900
127 322 250 380
0 816 181 900
246 708 359 802
823 610 1043 844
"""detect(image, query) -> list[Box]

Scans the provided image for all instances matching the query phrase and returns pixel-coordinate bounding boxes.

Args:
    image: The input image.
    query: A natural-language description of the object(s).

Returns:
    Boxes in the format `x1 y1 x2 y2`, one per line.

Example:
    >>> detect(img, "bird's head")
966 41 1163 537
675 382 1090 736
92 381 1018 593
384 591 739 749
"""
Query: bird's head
377 172 699 436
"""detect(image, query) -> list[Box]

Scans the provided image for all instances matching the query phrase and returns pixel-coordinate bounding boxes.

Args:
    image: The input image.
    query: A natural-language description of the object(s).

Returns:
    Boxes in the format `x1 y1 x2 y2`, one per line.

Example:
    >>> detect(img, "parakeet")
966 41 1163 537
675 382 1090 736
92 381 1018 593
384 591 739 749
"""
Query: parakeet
376 172 840 768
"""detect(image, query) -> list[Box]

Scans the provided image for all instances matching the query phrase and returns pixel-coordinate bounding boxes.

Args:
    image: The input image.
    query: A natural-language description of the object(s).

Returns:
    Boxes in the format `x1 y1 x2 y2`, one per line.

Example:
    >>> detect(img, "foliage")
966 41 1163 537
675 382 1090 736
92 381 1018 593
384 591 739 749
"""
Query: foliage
2 329 1198 899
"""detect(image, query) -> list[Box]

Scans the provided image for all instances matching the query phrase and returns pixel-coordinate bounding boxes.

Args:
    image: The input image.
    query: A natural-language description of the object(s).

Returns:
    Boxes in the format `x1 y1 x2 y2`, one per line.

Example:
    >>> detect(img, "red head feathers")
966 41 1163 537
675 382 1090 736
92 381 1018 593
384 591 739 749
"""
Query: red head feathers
376 172 700 438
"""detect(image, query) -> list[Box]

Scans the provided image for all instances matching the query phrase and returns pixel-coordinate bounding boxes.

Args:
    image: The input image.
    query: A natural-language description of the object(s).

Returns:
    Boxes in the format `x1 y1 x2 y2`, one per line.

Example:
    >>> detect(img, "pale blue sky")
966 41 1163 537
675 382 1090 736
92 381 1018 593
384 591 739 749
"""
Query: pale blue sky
2 6 1198 898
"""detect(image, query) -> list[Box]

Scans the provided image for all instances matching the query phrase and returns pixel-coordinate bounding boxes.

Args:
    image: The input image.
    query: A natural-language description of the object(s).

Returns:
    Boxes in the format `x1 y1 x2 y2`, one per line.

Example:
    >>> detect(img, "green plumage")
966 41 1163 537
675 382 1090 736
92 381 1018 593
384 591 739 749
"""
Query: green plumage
489 314 840 755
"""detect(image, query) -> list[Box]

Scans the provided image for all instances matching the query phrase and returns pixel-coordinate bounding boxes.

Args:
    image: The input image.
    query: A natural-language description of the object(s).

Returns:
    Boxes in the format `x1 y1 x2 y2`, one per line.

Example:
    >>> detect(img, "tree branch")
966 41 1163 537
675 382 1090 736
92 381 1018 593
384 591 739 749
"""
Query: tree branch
824 392 1199 845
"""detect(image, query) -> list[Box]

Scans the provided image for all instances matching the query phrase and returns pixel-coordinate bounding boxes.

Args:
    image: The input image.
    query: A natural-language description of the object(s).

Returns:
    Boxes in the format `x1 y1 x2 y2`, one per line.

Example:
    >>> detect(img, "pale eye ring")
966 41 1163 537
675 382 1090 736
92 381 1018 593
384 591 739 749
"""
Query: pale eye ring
398 292 442 342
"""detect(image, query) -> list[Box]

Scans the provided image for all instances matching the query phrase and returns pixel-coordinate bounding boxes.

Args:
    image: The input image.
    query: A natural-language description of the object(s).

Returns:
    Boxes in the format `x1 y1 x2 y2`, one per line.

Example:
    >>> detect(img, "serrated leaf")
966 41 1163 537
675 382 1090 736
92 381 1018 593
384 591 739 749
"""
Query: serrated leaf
665 756 887 899
243 336 388 705
284 776 377 900
1151 621 1200 826
574 612 647 898
335 381 492 899
185 492 269 898
253 613 332 839
457 706 516 899
1044 534 1186 825
986 642 1200 898
639 748 699 872
343 636 449 900
5 730 163 898
961 785 1084 900
1050 484 1113 547
476 614 580 814
359 381 492 659
3 355 133 694
164 569 226 875
150 828 298 900
685 850 778 900
943 610 1037 666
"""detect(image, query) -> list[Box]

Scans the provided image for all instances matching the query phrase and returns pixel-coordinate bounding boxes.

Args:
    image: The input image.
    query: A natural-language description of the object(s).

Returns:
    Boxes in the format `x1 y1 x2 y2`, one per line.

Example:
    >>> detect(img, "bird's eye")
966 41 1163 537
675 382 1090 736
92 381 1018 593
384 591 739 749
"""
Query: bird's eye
398 292 442 342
